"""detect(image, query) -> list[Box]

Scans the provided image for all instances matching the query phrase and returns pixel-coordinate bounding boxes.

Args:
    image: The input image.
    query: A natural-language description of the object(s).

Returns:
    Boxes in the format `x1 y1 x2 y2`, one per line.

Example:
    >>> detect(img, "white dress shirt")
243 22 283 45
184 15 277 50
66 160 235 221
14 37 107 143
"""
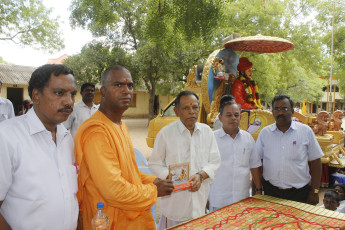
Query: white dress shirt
63 100 98 137
0 109 78 230
149 120 220 221
213 113 222 131
0 97 15 122
338 200 345 213
256 121 324 189
209 128 262 208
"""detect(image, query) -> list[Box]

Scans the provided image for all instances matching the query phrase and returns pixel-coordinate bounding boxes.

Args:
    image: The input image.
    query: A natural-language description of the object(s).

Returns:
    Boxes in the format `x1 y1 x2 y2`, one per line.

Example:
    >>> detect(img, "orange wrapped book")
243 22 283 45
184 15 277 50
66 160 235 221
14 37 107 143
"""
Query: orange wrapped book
169 163 192 192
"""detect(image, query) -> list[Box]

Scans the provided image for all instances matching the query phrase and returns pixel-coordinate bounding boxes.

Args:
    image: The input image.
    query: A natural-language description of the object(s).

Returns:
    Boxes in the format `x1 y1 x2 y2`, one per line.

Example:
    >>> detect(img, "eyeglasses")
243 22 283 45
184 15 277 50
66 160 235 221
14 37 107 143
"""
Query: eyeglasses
273 107 290 112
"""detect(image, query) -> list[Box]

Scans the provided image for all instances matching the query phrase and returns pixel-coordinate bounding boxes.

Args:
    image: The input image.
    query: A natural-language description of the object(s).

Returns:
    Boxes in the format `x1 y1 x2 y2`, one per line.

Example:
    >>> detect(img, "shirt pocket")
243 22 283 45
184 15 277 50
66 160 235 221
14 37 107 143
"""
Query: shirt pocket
234 146 251 167
287 141 306 162
68 165 78 194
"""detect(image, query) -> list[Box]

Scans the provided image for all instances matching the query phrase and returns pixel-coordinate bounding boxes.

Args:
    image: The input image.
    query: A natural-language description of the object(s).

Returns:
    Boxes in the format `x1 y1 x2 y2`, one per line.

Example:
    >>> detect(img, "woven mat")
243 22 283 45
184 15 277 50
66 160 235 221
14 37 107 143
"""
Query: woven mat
169 195 345 229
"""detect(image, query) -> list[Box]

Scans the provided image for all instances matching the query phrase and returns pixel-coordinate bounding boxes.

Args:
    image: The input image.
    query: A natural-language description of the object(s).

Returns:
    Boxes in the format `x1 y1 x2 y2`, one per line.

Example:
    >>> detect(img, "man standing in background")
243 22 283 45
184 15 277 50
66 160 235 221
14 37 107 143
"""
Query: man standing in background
0 81 15 122
64 82 98 137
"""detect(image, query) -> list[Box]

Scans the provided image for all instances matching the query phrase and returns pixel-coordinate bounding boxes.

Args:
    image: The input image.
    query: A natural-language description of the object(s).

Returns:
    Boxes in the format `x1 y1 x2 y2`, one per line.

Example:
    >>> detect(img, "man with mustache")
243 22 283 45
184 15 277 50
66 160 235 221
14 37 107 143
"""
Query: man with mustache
74 65 174 230
149 90 220 229
63 82 98 137
208 95 262 211
0 64 79 230
256 94 323 205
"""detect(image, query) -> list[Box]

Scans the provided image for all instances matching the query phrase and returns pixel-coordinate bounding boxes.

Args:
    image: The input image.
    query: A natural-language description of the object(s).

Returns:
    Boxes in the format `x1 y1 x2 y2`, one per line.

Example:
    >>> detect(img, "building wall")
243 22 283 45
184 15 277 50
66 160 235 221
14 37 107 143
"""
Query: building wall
1 83 175 118
123 92 149 117
123 92 175 118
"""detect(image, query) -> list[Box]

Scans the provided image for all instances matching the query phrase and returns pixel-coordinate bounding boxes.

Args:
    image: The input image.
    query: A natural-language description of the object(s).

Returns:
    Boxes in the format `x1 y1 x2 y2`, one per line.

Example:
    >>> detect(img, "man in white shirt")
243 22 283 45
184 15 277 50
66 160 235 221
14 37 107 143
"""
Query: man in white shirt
64 82 98 137
0 64 79 230
256 94 323 205
0 81 15 122
149 90 221 229
209 95 262 211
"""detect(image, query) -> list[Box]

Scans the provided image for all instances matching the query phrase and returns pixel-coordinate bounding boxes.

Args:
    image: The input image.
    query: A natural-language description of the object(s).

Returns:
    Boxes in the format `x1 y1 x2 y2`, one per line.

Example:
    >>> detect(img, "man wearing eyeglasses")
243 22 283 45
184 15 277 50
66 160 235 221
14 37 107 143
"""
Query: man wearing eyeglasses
256 94 323 205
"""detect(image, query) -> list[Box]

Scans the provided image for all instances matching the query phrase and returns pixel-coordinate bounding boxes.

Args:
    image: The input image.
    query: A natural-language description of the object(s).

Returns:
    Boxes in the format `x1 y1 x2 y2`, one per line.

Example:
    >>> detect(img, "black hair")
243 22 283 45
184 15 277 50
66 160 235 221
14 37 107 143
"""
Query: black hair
174 91 199 108
334 183 345 194
271 94 294 111
324 190 340 203
28 64 74 99
101 65 130 87
81 82 95 92
219 95 241 115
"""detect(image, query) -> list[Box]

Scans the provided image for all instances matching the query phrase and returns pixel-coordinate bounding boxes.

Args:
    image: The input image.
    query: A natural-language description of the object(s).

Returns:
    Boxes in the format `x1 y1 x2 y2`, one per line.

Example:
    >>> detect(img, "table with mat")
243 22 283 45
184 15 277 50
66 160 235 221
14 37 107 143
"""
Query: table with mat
168 195 345 229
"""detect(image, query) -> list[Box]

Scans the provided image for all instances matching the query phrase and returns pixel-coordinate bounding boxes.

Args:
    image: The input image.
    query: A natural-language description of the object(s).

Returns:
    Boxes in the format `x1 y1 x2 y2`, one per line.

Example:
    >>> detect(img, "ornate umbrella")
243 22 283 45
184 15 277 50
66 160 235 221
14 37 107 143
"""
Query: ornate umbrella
223 34 294 53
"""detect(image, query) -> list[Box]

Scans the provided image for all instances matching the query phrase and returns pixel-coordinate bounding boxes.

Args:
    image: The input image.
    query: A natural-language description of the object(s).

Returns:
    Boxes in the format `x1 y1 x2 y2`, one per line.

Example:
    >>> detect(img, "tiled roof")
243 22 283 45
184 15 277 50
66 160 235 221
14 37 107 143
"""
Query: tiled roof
0 63 36 85
47 54 69 64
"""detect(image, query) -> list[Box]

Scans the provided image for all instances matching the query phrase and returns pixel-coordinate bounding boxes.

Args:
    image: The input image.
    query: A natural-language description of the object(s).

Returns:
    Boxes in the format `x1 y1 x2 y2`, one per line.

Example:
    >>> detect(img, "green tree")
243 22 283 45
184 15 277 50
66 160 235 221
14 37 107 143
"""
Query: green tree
0 0 64 51
218 0 324 104
316 0 345 97
70 0 223 120
70 0 337 116
64 41 129 86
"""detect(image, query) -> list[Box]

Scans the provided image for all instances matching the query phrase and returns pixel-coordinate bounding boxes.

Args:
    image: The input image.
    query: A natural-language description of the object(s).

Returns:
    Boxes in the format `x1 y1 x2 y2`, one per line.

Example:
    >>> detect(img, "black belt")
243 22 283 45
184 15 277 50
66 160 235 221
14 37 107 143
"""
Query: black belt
263 179 297 191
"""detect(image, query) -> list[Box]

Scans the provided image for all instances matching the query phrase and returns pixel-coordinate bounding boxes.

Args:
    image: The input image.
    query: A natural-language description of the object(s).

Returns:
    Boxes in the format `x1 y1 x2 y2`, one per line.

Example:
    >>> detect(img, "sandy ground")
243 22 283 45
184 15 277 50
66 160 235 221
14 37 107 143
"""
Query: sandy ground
123 118 153 158
124 118 341 221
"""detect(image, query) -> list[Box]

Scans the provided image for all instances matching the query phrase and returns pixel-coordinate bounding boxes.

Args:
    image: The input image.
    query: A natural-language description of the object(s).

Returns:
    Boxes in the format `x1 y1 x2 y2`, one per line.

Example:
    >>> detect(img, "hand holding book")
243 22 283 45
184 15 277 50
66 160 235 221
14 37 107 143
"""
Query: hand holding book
153 178 174 197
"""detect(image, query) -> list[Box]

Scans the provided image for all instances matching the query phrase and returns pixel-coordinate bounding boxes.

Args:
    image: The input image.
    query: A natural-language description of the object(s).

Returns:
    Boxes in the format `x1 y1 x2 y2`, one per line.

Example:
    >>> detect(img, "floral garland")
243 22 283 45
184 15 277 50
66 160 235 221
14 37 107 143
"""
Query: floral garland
239 75 263 109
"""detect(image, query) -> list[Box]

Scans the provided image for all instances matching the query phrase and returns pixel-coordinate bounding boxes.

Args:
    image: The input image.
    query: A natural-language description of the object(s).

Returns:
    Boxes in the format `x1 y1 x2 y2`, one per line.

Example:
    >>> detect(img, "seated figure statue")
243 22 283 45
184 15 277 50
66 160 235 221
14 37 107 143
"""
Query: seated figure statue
231 57 263 110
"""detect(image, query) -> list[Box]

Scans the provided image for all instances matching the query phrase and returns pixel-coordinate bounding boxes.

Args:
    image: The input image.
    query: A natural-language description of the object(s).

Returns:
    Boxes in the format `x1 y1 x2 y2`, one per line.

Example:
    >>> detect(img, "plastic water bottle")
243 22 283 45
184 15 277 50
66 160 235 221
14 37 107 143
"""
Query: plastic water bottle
91 202 109 230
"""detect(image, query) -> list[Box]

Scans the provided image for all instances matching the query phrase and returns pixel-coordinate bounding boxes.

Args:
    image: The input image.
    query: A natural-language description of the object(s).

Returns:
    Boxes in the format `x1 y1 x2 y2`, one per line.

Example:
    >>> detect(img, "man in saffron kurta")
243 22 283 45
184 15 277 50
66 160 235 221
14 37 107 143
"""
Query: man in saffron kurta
74 66 174 230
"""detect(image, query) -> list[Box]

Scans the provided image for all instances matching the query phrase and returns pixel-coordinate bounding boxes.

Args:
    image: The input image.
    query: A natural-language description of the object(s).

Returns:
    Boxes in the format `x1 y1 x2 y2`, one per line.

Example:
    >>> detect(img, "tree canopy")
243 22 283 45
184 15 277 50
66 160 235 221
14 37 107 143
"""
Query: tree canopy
68 0 344 117
0 0 64 51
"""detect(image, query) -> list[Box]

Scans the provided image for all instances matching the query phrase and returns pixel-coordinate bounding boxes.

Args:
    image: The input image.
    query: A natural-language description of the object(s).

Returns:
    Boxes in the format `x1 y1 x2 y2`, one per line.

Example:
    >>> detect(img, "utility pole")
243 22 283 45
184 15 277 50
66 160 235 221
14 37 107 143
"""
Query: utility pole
329 0 335 113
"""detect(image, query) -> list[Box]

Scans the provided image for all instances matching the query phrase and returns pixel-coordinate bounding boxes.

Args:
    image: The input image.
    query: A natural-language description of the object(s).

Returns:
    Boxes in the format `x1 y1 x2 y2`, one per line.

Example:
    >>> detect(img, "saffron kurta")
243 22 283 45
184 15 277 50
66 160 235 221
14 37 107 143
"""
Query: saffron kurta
74 111 157 230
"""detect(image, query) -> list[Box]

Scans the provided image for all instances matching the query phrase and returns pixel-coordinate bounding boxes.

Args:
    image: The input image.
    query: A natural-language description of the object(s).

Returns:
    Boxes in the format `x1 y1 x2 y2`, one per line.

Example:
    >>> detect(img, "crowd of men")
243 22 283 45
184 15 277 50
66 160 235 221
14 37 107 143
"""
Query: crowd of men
0 63 328 230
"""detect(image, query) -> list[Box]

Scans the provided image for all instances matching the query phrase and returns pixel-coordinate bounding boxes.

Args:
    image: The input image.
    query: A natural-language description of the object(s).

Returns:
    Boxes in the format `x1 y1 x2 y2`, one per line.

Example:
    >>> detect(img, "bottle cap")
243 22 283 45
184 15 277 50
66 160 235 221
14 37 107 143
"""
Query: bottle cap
97 202 104 209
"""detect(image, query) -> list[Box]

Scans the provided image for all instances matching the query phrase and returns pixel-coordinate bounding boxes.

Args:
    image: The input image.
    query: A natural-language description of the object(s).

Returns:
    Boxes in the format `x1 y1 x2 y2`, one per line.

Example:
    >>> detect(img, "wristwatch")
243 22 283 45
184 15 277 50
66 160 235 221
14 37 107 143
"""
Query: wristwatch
196 172 204 182
256 188 263 192
314 189 319 194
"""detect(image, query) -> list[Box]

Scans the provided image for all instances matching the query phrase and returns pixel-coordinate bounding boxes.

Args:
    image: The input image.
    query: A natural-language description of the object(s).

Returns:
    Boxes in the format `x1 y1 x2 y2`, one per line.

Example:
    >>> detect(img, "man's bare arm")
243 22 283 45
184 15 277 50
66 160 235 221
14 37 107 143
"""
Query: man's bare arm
250 167 262 195
0 201 11 230
307 158 322 205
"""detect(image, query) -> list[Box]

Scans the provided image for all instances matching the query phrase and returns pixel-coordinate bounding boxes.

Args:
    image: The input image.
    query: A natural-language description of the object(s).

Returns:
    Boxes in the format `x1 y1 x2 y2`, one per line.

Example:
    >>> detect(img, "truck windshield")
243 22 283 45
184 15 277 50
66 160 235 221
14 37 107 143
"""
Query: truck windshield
163 103 176 117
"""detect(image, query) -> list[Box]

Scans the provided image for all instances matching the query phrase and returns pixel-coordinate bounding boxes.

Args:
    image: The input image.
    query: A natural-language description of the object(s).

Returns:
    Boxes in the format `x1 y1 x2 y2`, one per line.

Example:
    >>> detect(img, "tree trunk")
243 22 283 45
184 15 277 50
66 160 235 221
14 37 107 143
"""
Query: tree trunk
148 83 156 121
